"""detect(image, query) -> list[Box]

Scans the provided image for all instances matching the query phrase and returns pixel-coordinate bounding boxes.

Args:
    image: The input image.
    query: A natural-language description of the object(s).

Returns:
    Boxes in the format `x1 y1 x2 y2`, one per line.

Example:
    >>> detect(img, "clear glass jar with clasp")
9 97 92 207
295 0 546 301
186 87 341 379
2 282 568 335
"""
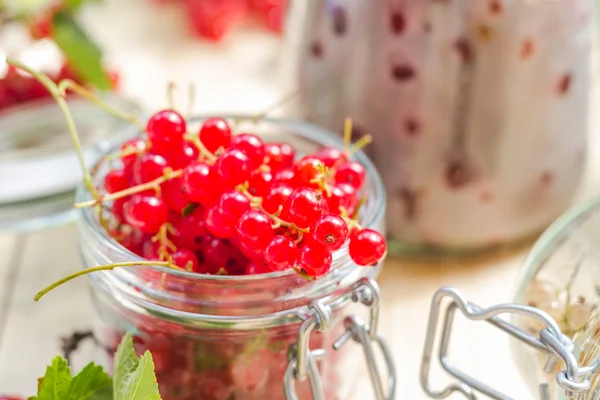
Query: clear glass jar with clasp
79 117 395 400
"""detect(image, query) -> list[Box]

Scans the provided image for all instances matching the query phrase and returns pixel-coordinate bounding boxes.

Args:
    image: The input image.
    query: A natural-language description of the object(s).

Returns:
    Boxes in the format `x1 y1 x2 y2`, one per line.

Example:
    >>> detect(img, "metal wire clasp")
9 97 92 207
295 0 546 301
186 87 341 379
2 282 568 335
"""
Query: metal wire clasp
420 287 600 400
284 277 396 400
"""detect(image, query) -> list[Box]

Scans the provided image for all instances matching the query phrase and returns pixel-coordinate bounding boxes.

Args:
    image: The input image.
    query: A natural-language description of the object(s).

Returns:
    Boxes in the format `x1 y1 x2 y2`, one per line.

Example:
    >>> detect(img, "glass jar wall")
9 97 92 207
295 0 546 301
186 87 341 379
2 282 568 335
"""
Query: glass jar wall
79 117 387 400
283 0 595 255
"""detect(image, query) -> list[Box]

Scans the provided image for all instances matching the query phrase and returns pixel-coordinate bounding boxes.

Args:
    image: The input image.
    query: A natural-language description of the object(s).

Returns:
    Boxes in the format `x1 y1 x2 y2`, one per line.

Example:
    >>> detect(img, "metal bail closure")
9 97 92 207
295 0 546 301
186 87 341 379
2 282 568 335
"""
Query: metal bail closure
420 287 597 400
283 277 396 400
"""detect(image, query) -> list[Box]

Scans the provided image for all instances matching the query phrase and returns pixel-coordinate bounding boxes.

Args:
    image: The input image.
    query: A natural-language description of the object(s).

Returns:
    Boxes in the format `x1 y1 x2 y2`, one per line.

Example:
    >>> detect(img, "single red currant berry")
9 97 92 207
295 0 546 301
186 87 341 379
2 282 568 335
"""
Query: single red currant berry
133 153 168 184
335 161 366 189
123 195 169 233
205 206 236 238
327 183 358 214
274 168 295 186
236 210 274 249
349 228 387 266
198 117 232 153
202 237 232 274
262 184 293 214
297 243 332 278
247 170 273 197
171 249 200 272
216 148 252 187
232 133 265 167
182 162 221 206
264 142 295 171
159 142 199 169
104 169 129 194
238 241 266 260
315 147 348 168
218 190 251 221
111 197 129 223
309 214 349 251
146 109 187 149
120 138 146 173
264 235 298 271
170 208 209 251
161 177 189 213
294 156 325 187
284 188 328 229
245 260 273 275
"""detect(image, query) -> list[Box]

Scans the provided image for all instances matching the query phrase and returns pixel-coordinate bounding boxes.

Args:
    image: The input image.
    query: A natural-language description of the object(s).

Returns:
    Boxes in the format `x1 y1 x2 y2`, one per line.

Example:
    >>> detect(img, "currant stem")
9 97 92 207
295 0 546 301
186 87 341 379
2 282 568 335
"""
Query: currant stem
34 261 179 302
348 134 373 157
6 57 99 199
57 79 144 130
343 118 353 152
186 135 217 163
75 168 183 208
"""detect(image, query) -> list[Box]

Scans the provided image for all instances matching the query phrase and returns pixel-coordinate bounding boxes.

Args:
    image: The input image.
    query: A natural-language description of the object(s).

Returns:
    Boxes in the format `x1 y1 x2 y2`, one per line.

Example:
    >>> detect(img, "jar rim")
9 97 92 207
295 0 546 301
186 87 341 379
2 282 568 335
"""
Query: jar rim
77 114 386 281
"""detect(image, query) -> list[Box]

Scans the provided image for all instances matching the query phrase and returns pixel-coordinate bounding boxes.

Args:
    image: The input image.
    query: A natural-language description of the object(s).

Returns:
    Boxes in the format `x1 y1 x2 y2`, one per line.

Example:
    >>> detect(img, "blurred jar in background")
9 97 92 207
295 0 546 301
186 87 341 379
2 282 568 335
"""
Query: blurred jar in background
283 0 595 256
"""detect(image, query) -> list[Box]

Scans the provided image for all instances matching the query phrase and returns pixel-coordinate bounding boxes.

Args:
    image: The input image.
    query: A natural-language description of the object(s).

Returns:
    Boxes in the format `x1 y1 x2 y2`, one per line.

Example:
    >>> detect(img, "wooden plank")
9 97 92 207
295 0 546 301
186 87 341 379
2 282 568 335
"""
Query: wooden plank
0 224 94 395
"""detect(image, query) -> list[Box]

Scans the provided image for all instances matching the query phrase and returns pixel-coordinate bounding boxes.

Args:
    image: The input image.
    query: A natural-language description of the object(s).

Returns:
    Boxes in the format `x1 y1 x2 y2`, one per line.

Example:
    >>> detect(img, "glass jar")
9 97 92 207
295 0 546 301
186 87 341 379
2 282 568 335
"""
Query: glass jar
419 196 600 400
282 0 595 254
78 117 394 400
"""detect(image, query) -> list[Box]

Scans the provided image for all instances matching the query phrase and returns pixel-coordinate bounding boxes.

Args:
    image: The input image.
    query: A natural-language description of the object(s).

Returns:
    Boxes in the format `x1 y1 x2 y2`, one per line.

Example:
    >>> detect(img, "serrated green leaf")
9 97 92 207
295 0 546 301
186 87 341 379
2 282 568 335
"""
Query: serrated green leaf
37 356 72 400
116 352 161 400
67 362 112 400
113 333 140 398
51 11 110 90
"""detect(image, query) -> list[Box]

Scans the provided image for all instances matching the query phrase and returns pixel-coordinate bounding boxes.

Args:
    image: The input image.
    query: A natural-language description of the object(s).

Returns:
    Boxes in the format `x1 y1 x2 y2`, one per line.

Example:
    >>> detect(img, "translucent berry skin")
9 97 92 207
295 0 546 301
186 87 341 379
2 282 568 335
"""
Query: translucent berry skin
218 191 251 221
335 161 366 189
133 153 168 184
265 142 295 171
284 188 328 229
170 208 209 251
315 147 348 168
263 184 293 214
264 235 298 271
216 148 253 187
248 170 273 197
199 117 232 153
171 249 200 272
297 244 332 278
245 260 272 275
104 169 129 194
123 195 169 233
236 210 274 249
232 133 265 168
159 142 199 170
294 156 324 187
349 229 387 266
161 177 189 213
182 162 220 206
309 214 349 251
120 138 146 175
146 109 187 149
327 183 358 214
274 168 295 186
205 206 236 238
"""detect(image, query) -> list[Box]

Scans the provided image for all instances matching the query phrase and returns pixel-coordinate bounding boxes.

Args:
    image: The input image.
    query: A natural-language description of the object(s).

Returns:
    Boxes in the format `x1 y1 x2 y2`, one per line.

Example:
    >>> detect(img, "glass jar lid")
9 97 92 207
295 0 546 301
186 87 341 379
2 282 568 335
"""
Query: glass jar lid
0 95 141 232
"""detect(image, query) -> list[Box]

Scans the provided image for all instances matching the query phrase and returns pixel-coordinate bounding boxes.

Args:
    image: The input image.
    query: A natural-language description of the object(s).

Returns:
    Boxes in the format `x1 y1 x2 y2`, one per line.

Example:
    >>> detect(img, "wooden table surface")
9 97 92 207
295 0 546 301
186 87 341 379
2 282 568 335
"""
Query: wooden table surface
1 0 599 398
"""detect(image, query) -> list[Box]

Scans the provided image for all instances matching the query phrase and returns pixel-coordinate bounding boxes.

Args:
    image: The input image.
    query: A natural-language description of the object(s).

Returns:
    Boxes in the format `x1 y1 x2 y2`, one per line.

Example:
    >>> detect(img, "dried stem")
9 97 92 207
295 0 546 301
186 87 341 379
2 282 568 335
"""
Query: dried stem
343 118 353 152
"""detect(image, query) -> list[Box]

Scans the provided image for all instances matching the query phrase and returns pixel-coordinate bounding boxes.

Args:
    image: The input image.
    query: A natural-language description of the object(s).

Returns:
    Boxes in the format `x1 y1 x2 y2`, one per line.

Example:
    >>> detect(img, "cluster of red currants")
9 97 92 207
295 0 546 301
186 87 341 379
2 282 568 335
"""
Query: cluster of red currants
155 0 285 41
0 65 118 111
101 110 386 278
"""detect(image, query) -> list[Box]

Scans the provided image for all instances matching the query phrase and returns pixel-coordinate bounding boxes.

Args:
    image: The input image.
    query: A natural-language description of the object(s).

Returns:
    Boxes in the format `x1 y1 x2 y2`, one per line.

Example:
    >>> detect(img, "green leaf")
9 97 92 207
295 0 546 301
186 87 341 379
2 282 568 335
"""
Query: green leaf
37 356 72 400
51 11 110 90
116 352 161 400
67 362 112 400
113 333 140 397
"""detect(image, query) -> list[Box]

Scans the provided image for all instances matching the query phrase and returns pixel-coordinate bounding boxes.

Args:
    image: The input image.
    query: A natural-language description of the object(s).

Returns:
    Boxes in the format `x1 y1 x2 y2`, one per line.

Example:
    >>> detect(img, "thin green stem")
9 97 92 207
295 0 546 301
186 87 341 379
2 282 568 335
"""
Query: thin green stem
58 79 144 130
6 57 99 198
34 261 178 302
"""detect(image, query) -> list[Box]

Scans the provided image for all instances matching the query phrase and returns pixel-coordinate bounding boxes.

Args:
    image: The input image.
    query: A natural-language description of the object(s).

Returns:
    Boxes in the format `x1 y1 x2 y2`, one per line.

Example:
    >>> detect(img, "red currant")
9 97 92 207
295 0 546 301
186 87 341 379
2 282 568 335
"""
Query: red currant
315 147 348 168
247 170 273 197
218 190 251 221
104 169 129 194
264 142 294 171
161 177 189 213
146 109 187 150
205 206 235 238
170 208 209 251
264 235 298 271
133 153 168 184
245 260 272 275
198 117 232 153
120 138 146 174
335 161 366 189
283 188 328 229
236 210 274 249
309 214 349 251
294 156 324 187
182 162 221 206
326 183 358 214
159 142 199 170
216 148 252 187
111 197 129 223
123 195 169 233
186 0 246 41
232 133 265 168
349 229 387 266
262 184 293 214
171 249 200 272
297 243 332 278
274 168 295 186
